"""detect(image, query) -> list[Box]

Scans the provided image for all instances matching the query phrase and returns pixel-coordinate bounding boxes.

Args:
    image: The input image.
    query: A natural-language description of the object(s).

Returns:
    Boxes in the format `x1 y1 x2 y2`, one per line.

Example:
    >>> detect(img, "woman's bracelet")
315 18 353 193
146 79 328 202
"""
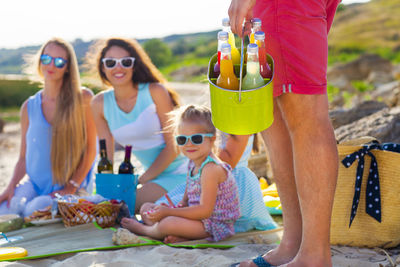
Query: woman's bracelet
69 180 80 189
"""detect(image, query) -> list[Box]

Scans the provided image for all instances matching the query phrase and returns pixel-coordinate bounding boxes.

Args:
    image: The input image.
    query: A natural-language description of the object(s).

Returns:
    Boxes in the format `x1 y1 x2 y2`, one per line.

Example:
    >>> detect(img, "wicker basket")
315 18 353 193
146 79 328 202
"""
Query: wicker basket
58 201 122 228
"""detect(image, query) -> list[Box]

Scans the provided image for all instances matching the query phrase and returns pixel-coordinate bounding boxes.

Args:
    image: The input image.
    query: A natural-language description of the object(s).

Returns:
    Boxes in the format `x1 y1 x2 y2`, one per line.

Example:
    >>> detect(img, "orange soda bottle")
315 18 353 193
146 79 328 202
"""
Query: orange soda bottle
216 43 239 90
255 31 272 79
213 31 229 78
249 18 262 44
222 18 240 65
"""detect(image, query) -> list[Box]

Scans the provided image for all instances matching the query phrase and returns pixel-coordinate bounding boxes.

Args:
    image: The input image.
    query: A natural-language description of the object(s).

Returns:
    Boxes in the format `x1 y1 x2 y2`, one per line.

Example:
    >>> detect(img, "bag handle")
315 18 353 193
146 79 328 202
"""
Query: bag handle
338 136 379 146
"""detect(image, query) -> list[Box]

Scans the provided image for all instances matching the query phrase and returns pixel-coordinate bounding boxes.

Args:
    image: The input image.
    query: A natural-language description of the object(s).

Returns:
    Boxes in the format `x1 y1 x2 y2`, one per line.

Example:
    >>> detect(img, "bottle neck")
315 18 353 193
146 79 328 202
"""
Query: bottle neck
217 40 228 51
256 39 265 48
100 149 108 159
124 146 132 162
252 26 262 33
246 52 259 64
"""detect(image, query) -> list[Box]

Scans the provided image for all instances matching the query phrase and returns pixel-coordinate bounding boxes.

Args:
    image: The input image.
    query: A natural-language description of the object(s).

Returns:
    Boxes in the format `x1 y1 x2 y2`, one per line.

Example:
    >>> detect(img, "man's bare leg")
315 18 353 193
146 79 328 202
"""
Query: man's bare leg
239 99 302 267
278 93 338 267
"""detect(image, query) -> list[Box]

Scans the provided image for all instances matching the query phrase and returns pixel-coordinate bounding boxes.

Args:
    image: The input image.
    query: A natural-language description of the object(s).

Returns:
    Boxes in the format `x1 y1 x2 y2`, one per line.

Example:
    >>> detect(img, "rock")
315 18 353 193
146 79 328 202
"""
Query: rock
371 81 400 107
327 54 394 89
329 100 388 129
367 71 395 87
248 152 268 179
0 118 4 133
112 228 143 245
334 107 400 143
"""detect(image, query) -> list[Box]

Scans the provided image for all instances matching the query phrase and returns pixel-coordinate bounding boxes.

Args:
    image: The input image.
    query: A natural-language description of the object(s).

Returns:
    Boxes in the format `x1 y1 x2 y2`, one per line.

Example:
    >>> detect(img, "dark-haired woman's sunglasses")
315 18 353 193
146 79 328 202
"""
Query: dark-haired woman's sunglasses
102 57 135 69
175 133 214 146
40 54 68 68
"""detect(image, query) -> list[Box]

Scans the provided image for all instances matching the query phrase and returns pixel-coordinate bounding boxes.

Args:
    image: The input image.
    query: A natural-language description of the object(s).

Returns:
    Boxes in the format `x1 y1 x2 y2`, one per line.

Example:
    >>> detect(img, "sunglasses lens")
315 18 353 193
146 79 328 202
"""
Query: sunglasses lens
176 136 187 146
104 59 116 68
191 135 203 145
40 55 52 65
121 57 134 68
54 58 66 68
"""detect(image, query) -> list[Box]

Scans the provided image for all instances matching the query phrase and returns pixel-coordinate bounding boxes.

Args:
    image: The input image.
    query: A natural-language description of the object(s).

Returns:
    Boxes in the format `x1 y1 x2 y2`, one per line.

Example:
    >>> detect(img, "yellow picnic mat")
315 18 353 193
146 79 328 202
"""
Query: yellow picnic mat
0 222 283 262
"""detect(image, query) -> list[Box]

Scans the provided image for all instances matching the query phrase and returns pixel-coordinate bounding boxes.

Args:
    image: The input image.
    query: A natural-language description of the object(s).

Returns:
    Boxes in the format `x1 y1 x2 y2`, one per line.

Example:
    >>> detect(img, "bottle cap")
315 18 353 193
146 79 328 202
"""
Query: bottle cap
252 18 262 28
254 31 265 41
222 18 230 27
247 43 258 53
221 43 232 53
218 31 229 41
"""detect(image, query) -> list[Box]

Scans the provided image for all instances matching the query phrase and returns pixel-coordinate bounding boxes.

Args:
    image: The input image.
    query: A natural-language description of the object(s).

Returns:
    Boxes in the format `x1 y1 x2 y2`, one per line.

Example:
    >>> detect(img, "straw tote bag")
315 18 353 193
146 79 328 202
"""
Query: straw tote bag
330 137 400 248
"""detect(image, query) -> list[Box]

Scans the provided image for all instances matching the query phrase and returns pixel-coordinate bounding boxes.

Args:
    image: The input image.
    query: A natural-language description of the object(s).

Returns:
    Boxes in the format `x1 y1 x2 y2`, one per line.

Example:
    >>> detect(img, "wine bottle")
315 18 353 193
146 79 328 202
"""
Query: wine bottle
97 139 113 174
118 145 135 174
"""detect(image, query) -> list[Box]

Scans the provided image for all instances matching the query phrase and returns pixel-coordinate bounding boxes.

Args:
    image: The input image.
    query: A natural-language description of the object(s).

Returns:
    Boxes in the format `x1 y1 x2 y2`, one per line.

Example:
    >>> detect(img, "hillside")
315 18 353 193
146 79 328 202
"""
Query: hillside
0 32 217 75
329 0 400 59
0 0 399 75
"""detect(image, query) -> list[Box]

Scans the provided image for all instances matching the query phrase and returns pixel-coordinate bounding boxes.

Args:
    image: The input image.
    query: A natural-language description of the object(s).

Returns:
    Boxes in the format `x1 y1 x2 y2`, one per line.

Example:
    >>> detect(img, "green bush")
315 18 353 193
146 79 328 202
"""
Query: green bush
0 79 41 108
351 80 374 93
143 39 173 68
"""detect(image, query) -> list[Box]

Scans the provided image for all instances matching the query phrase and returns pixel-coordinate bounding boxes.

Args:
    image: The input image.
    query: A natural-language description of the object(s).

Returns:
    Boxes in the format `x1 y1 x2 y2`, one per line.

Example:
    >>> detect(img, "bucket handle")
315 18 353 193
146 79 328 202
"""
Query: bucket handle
238 22 246 103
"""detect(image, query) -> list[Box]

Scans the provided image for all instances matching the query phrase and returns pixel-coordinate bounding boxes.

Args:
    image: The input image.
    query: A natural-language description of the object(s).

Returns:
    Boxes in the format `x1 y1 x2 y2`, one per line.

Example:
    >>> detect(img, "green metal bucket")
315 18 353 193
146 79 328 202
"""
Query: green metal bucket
208 51 274 135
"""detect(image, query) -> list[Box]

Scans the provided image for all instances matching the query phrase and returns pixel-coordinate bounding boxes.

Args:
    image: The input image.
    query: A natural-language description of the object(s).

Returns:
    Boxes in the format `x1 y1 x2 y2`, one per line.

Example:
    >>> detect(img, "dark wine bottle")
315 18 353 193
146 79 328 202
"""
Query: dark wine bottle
118 145 135 174
97 139 113 174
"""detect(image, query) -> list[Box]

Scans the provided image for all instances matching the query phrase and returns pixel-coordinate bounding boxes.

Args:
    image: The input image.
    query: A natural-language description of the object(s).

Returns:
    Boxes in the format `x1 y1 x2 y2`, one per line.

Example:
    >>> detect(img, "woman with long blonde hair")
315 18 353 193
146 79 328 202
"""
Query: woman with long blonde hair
0 38 97 217
89 37 187 213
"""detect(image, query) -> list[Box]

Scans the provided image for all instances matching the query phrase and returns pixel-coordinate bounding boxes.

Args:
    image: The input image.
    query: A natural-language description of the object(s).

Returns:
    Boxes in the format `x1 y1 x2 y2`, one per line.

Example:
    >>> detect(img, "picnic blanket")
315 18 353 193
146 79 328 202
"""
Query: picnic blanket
0 222 283 262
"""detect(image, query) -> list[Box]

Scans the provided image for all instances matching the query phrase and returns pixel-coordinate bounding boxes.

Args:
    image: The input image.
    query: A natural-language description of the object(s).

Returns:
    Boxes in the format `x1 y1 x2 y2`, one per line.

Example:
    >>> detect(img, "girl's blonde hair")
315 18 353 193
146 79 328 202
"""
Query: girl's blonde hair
28 38 87 186
85 37 180 106
167 104 216 138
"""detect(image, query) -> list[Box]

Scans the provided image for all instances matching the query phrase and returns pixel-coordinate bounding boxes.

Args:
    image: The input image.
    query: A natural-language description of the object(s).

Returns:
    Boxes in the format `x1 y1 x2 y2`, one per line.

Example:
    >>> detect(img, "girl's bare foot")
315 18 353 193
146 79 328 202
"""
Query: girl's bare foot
120 217 145 234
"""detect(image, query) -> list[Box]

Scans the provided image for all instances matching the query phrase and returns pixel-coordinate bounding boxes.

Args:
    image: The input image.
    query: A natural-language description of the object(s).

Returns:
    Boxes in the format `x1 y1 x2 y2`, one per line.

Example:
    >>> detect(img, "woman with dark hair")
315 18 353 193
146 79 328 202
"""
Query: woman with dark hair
89 38 187 213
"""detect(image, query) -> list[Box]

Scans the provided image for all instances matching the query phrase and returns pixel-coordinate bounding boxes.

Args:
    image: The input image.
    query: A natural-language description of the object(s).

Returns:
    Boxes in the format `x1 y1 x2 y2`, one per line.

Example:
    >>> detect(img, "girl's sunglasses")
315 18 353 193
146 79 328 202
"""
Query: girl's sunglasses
40 54 68 68
102 57 135 69
175 133 214 146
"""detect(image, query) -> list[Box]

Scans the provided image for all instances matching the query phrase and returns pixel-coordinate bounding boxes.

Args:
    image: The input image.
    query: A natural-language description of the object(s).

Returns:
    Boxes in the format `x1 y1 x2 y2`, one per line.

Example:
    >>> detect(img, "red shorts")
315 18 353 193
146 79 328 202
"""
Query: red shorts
253 0 340 97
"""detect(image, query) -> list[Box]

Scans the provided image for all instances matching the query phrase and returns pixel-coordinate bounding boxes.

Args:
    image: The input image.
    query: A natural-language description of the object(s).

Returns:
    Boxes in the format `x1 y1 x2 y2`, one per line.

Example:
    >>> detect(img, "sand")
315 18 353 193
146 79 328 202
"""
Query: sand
0 83 398 266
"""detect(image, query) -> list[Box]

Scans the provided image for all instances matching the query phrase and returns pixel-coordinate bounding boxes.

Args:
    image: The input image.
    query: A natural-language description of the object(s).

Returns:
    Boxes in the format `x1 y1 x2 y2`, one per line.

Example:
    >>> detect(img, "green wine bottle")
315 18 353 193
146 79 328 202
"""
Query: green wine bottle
97 139 113 174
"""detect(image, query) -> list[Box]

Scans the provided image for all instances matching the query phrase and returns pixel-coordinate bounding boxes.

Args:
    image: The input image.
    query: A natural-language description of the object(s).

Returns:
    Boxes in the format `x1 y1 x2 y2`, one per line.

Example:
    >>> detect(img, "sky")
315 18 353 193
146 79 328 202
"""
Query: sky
0 0 370 49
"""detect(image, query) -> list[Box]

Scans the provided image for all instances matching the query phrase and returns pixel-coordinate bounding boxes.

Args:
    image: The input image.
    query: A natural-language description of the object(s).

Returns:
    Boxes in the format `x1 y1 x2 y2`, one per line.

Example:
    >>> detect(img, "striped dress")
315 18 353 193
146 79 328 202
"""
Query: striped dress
186 156 240 241
157 134 277 232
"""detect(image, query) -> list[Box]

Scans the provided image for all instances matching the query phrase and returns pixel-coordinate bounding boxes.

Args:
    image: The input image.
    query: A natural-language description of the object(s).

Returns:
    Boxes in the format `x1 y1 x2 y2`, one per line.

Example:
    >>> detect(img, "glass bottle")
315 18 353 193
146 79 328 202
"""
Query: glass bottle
222 18 240 65
97 139 113 174
118 145 135 174
249 18 262 44
242 43 265 90
255 31 272 79
216 43 239 90
213 31 229 78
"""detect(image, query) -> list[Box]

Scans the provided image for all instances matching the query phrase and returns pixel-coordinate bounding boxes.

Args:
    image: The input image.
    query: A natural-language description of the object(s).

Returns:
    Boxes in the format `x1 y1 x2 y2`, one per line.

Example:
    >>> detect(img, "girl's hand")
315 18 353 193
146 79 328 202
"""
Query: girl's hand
176 201 186 208
0 187 15 208
146 205 169 222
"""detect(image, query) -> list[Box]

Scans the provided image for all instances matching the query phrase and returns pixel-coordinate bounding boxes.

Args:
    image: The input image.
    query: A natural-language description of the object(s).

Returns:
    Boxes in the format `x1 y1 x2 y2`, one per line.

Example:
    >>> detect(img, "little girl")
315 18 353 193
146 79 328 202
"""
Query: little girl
121 105 240 242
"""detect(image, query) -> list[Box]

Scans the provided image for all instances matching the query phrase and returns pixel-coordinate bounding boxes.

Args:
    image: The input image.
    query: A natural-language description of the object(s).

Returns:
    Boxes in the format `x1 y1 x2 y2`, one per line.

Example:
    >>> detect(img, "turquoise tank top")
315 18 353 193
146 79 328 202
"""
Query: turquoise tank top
103 83 187 191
